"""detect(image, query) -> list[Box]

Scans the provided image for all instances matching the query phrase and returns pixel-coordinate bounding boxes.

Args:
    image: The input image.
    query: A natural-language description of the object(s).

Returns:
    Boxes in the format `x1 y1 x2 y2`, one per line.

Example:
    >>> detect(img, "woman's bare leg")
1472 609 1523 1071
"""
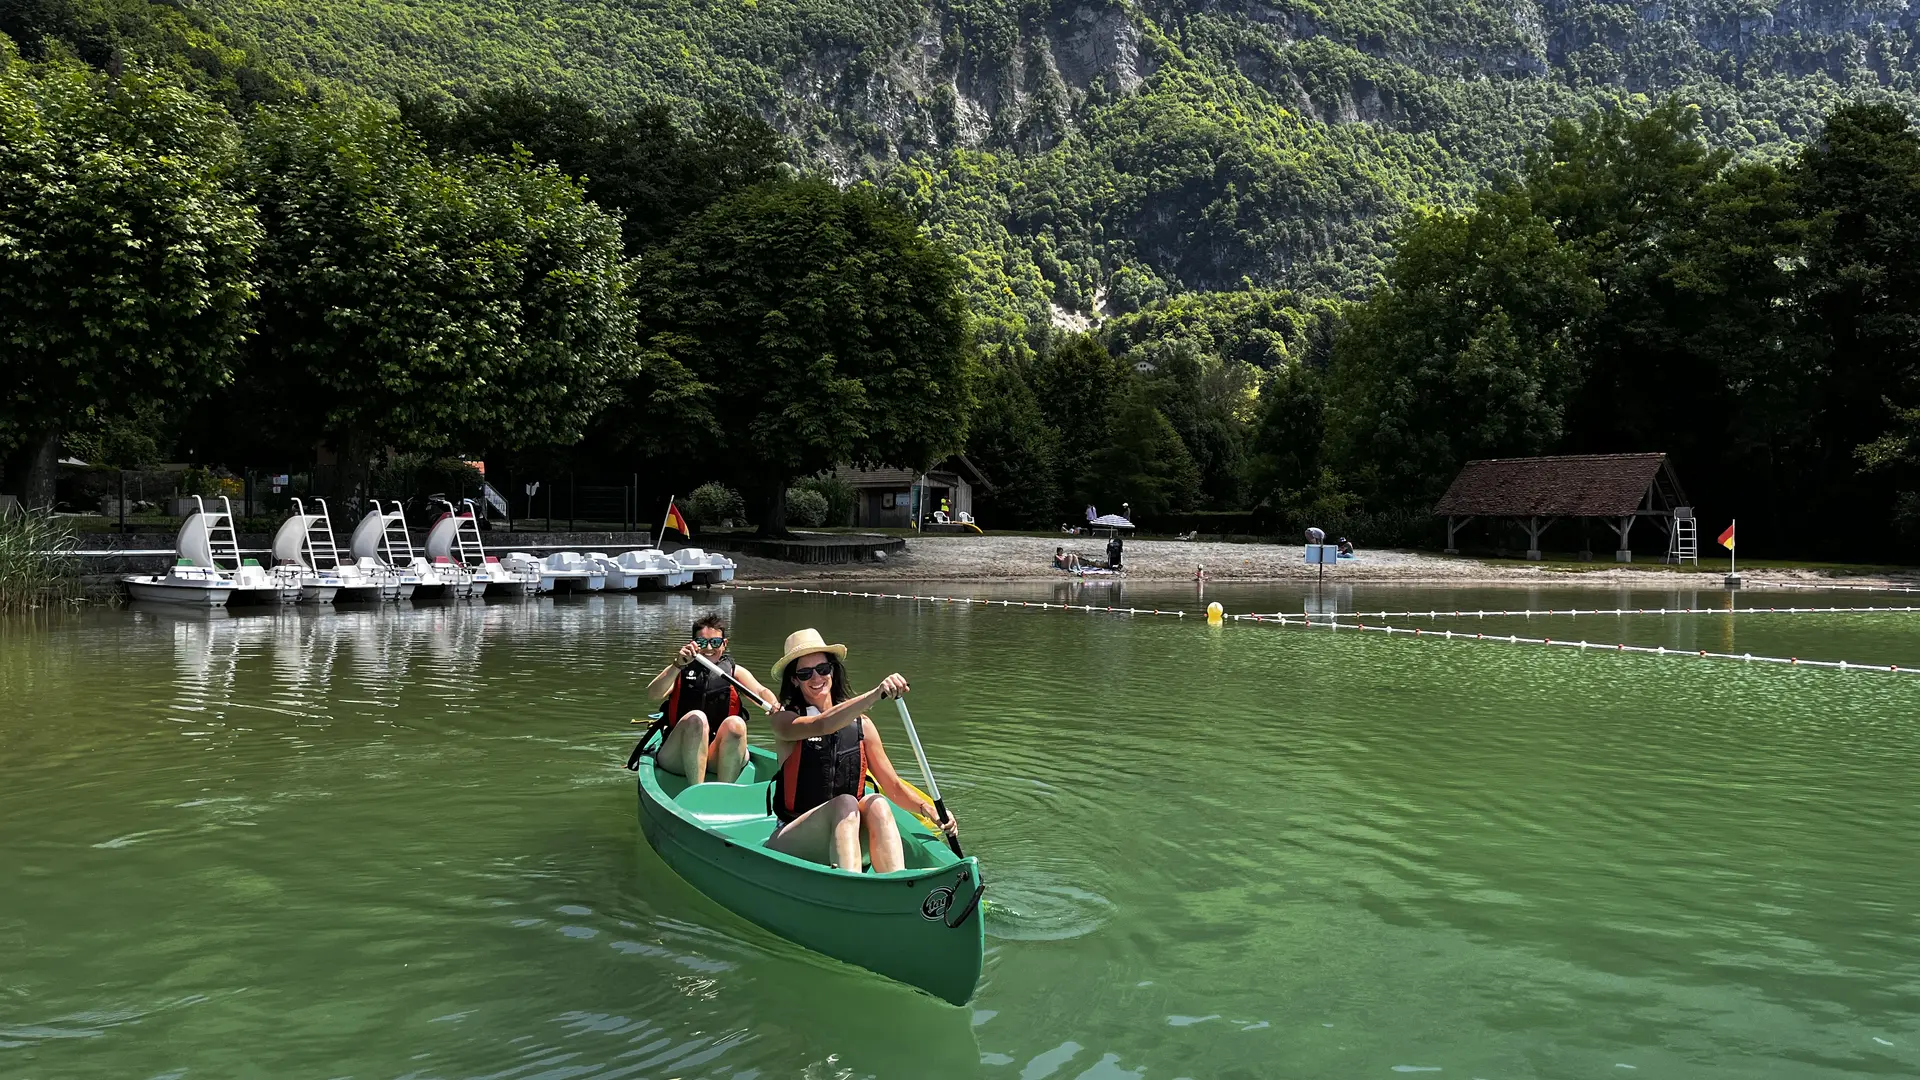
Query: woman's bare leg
711 715 750 782
766 794 864 871
859 794 905 874
655 710 710 781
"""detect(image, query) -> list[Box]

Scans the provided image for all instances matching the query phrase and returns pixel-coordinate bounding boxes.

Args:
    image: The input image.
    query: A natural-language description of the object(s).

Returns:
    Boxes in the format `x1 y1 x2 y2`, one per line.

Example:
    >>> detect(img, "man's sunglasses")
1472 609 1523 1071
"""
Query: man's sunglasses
694 636 726 649
789 661 835 680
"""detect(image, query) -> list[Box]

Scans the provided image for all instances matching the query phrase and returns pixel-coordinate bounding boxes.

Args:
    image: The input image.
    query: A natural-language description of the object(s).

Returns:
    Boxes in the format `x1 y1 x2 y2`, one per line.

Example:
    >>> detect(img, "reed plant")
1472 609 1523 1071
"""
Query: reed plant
0 508 83 612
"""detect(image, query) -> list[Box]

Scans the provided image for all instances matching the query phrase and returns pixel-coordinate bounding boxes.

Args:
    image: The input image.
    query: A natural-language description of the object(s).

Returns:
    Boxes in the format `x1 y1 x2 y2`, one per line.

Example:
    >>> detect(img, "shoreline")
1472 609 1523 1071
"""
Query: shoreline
729 535 1919 591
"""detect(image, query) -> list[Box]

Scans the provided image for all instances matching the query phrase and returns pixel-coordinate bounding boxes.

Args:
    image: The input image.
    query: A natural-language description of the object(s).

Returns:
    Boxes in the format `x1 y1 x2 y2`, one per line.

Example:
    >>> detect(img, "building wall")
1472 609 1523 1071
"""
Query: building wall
848 475 974 526
857 488 912 528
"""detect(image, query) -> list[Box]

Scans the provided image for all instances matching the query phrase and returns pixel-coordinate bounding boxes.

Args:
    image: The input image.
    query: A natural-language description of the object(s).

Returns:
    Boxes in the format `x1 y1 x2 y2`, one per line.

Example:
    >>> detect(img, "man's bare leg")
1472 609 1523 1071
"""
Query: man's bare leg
655 710 710 781
711 715 750 782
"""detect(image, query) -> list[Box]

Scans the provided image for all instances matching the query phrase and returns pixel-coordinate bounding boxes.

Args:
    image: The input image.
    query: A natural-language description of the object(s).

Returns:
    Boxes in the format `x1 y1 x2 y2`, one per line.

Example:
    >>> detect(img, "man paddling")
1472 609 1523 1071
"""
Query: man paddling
644 614 775 783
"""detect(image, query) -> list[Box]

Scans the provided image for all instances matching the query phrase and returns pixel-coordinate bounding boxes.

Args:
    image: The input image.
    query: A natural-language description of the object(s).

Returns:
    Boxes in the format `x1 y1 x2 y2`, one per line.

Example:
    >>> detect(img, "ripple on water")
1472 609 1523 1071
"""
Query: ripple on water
985 875 1116 942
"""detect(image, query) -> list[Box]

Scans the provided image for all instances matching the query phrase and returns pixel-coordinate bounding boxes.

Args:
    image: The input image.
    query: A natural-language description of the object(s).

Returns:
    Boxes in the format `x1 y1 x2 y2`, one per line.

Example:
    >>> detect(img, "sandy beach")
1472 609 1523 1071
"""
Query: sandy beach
729 534 1915 588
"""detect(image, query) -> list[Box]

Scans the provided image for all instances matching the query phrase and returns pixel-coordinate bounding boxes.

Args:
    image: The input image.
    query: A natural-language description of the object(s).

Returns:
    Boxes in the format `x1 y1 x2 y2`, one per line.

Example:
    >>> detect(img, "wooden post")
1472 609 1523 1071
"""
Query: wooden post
1613 515 1635 562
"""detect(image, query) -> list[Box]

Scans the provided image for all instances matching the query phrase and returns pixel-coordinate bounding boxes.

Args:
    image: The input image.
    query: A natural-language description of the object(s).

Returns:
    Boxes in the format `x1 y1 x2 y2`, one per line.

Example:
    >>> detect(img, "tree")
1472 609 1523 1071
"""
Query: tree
965 352 1060 528
400 85 785 254
1030 333 1133 516
221 103 637 483
0 53 258 503
1795 102 1920 543
633 178 973 535
0 0 307 113
1081 383 1201 517
1326 189 1599 507
1131 338 1258 509
1245 362 1326 511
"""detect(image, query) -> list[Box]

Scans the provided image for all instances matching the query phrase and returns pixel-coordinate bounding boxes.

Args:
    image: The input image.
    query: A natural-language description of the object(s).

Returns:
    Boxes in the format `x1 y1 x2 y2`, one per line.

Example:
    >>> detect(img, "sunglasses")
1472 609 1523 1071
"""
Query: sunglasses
789 661 835 680
694 636 726 649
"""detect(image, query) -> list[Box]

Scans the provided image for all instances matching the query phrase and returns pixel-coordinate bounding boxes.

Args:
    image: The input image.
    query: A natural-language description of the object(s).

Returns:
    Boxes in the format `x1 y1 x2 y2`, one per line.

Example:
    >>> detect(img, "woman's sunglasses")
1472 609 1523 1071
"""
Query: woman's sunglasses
789 662 835 680
694 636 726 649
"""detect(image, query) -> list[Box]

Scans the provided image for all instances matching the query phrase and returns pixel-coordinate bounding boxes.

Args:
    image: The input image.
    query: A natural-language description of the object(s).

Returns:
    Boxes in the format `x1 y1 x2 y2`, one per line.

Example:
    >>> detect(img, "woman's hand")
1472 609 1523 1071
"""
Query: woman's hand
873 673 910 700
937 809 960 841
676 641 700 666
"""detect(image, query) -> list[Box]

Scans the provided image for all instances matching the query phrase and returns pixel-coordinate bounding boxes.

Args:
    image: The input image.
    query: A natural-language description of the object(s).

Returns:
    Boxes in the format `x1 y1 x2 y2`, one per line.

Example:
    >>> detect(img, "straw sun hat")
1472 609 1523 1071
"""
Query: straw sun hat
774 628 847 677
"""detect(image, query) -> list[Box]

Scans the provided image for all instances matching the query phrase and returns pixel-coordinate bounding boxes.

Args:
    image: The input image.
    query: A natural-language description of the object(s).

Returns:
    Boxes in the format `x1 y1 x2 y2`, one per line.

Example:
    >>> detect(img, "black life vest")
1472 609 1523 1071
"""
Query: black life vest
772 715 867 824
664 655 742 742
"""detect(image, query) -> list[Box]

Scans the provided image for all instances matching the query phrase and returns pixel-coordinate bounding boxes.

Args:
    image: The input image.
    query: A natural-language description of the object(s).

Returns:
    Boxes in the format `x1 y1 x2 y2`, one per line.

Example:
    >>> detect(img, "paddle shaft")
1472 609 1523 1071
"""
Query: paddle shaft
893 697 962 857
690 651 775 713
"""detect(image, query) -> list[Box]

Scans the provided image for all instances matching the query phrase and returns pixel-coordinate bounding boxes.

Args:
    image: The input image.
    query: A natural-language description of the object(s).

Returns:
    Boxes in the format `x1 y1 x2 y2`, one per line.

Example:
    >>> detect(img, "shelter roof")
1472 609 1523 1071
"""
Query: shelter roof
1433 453 1681 517
834 455 992 491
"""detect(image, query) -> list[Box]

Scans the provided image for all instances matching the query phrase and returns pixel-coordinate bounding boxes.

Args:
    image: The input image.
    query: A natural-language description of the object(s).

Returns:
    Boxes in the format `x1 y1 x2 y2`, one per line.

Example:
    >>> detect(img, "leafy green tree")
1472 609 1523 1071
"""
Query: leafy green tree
1796 102 1920 532
0 53 258 503
223 103 637 483
1132 338 1259 509
1326 189 1599 507
965 353 1060 528
1245 362 1326 512
0 0 308 112
1081 383 1201 518
400 85 785 253
1030 333 1133 516
633 178 973 535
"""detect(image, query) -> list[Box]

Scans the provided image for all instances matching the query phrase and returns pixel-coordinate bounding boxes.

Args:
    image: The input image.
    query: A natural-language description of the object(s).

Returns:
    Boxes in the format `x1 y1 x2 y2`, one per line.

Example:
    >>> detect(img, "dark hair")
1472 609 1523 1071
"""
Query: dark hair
691 613 727 639
778 652 851 711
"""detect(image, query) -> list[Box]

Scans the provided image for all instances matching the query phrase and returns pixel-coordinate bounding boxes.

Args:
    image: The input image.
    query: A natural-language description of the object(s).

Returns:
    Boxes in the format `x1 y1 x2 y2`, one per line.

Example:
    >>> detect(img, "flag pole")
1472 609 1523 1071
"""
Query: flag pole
1730 517 1736 577
658 495 675 549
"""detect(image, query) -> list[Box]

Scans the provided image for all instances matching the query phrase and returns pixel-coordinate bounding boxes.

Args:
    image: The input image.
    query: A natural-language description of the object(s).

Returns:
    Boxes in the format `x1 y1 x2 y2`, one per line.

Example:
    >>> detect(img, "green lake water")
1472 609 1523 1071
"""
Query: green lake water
3 582 1918 1079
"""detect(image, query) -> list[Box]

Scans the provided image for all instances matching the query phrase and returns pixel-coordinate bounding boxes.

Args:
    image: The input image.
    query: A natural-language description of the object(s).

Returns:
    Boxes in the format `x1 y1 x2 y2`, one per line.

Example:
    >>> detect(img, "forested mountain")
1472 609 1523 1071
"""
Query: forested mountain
184 0 1920 329
8 0 1920 555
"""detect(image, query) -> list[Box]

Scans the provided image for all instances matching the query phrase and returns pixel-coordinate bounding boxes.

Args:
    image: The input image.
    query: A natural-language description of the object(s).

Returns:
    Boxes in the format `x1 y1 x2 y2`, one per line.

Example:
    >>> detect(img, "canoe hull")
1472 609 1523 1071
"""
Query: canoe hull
636 747 984 1006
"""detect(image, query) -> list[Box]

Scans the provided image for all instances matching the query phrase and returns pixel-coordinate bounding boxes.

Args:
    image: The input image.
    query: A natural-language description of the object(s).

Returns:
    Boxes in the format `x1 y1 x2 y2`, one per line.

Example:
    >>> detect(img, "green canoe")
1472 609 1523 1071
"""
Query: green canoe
634 739 986 1006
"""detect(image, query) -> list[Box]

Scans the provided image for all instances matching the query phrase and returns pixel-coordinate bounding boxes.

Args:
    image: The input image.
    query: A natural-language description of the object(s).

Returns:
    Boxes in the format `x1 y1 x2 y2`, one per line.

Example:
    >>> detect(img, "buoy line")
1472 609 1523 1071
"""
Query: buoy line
1742 580 1920 595
722 583 1190 617
1237 605 1920 620
1225 612 1920 675
721 585 1919 675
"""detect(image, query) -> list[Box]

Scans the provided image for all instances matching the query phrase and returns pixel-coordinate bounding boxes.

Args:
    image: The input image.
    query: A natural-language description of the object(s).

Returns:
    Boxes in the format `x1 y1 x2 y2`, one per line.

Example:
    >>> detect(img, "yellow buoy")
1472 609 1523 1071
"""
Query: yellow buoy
1207 601 1223 625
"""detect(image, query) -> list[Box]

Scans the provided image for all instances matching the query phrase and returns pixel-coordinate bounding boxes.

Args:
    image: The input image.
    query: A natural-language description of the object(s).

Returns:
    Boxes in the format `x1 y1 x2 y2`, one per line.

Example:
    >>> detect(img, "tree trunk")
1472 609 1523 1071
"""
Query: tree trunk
1 429 61 509
339 427 375 508
755 479 791 538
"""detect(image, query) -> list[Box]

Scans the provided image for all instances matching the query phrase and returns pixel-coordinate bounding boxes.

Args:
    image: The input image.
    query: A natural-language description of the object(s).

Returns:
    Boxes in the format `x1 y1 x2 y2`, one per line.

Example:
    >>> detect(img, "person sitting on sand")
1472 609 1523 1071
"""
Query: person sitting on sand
765 629 958 873
643 613 776 784
1054 546 1082 571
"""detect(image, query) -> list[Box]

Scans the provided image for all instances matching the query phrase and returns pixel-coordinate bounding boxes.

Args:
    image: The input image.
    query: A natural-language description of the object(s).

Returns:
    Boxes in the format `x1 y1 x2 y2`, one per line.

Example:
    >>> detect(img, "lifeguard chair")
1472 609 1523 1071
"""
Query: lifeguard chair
1666 506 1698 565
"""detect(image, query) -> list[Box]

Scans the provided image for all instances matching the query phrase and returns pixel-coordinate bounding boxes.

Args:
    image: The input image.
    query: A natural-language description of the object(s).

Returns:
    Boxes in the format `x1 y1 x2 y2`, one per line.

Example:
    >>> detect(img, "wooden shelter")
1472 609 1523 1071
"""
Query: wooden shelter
1432 453 1691 561
835 456 991 529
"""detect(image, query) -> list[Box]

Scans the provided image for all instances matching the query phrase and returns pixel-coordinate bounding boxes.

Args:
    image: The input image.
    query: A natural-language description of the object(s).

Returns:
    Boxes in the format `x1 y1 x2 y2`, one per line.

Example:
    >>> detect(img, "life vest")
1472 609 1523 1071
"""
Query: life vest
772 713 867 824
664 655 742 743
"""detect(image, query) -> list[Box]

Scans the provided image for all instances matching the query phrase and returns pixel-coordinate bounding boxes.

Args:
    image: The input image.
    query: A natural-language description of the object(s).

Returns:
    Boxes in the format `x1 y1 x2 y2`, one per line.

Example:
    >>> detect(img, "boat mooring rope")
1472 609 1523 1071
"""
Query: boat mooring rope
722 585 1920 676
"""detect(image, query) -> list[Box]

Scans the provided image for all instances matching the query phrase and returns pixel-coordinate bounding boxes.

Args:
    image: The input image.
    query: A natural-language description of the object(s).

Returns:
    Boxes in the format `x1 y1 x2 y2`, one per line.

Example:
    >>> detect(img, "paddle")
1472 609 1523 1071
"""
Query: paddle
690 650 777 713
893 696 963 858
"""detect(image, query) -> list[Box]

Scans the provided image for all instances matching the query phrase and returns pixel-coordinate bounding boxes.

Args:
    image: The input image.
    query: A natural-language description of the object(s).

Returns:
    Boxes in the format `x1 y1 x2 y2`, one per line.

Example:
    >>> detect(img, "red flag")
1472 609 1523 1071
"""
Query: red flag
663 501 691 538
1717 522 1735 551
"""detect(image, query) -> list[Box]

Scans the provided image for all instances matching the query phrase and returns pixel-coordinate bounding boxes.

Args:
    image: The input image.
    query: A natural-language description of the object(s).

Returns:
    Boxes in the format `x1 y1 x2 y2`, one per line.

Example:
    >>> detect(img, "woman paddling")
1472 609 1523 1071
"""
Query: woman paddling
765 628 958 873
